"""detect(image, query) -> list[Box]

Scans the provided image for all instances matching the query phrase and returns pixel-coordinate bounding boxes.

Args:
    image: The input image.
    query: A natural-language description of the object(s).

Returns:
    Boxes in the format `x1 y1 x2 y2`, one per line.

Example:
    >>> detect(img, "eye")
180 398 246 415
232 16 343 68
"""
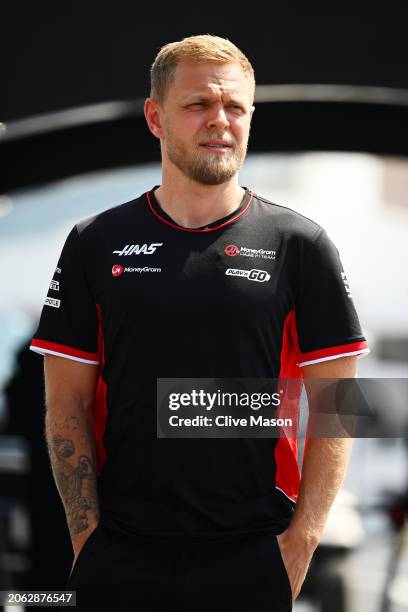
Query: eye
228 104 244 112
188 102 207 109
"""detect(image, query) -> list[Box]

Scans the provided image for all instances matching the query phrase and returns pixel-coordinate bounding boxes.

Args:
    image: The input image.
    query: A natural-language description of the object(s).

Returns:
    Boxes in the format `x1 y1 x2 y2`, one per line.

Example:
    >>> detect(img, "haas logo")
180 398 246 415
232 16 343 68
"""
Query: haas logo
224 244 240 257
113 243 163 256
112 264 124 277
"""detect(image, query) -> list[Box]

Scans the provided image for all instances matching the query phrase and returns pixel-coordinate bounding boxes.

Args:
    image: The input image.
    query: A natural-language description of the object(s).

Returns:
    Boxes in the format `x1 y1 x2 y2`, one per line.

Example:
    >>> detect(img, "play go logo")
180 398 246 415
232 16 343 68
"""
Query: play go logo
224 244 240 256
112 264 124 277
225 268 271 282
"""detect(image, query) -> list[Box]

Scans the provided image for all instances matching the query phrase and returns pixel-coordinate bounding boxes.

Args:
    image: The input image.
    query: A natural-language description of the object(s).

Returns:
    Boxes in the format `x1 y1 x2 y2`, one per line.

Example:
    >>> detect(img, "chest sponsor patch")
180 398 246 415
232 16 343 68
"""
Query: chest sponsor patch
225 268 271 282
112 264 161 276
224 244 276 260
113 243 163 256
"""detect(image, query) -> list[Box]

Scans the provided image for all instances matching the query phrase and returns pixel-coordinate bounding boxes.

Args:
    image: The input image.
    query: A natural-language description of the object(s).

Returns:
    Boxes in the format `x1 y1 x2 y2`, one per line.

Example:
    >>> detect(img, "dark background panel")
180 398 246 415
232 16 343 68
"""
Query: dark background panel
1 4 408 121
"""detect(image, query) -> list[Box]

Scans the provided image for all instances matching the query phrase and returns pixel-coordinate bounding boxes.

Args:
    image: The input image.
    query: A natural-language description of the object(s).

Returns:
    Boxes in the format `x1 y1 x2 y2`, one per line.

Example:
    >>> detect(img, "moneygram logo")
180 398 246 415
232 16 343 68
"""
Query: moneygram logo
123 267 161 273
223 244 276 260
112 264 124 277
112 265 161 276
225 268 271 282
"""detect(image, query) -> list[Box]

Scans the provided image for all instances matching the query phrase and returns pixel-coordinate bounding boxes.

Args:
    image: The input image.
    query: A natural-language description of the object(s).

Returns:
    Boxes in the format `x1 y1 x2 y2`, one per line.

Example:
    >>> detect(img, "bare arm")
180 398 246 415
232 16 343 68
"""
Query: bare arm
290 356 355 544
44 354 99 564
277 355 357 600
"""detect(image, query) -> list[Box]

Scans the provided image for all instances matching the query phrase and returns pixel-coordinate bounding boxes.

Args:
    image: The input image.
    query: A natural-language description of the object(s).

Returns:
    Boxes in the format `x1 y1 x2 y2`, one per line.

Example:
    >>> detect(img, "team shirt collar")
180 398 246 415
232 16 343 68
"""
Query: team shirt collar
146 185 253 233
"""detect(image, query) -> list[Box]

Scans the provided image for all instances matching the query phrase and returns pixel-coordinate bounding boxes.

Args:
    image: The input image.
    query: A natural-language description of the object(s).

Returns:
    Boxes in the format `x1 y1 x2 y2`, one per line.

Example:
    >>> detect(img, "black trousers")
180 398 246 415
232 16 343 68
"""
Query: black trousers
66 524 293 611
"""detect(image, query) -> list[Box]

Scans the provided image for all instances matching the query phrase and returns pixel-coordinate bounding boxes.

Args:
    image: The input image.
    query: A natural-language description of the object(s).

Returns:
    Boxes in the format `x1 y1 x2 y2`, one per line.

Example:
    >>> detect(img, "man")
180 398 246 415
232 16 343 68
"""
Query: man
31 34 369 610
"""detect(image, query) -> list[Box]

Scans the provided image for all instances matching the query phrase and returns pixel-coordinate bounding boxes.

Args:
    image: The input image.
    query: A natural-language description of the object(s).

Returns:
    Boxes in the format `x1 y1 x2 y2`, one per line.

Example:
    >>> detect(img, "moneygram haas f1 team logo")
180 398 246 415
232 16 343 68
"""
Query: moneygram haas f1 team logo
226 268 271 282
224 243 276 260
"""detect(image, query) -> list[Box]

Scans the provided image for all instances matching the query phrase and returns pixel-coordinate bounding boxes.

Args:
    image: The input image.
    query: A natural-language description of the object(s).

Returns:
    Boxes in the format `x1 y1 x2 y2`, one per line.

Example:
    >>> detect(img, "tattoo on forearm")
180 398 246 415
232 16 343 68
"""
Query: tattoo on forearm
50 432 98 537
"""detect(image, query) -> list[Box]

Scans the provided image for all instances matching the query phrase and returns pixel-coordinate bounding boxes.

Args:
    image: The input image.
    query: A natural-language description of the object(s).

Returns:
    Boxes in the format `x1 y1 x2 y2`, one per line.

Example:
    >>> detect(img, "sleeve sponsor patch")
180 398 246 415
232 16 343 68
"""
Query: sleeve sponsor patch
44 297 61 308
32 225 99 356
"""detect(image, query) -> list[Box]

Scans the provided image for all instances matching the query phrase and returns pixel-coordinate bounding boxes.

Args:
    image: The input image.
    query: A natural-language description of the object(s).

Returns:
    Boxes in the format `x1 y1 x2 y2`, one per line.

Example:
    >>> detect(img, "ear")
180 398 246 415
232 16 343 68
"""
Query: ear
144 98 165 140
250 105 255 120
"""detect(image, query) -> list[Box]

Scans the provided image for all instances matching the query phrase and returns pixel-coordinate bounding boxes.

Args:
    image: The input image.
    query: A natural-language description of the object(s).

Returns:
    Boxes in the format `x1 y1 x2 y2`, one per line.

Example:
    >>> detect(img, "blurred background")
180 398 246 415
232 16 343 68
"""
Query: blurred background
1 5 408 611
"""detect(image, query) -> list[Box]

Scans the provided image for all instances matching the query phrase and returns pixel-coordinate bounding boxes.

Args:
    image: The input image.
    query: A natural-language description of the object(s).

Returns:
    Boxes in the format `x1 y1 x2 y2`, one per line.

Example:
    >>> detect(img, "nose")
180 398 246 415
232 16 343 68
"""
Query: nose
206 104 230 130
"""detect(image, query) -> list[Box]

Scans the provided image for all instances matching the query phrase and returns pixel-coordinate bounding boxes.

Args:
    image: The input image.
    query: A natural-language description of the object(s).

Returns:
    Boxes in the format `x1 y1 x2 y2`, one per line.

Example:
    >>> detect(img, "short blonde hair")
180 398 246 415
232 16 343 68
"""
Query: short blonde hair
150 34 255 104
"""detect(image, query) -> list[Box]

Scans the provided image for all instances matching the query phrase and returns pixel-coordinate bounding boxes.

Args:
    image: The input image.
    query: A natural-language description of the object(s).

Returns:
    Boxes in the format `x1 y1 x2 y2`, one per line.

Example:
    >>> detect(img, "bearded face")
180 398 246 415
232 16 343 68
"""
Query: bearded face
152 61 254 186
164 122 249 186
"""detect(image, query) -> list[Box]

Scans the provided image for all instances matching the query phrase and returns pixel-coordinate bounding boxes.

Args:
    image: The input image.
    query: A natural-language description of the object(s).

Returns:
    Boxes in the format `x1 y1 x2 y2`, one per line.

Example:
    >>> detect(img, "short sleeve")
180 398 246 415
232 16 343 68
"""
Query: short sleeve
30 226 100 365
295 228 369 367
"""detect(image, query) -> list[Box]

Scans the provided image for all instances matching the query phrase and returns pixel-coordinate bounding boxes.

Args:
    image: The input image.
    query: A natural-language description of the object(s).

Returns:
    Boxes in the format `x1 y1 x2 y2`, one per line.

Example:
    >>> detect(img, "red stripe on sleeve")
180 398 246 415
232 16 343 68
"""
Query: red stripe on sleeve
30 338 99 361
298 340 369 365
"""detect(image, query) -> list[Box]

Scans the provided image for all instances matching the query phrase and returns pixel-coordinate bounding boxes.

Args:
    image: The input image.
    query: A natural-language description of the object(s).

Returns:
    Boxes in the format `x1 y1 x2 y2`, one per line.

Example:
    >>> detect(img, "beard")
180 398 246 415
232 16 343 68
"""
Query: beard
164 125 248 186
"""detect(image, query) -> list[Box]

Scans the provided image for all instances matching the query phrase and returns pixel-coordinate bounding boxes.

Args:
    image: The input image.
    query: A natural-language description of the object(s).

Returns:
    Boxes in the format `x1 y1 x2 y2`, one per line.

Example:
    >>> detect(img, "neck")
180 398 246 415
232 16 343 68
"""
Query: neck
154 169 245 229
